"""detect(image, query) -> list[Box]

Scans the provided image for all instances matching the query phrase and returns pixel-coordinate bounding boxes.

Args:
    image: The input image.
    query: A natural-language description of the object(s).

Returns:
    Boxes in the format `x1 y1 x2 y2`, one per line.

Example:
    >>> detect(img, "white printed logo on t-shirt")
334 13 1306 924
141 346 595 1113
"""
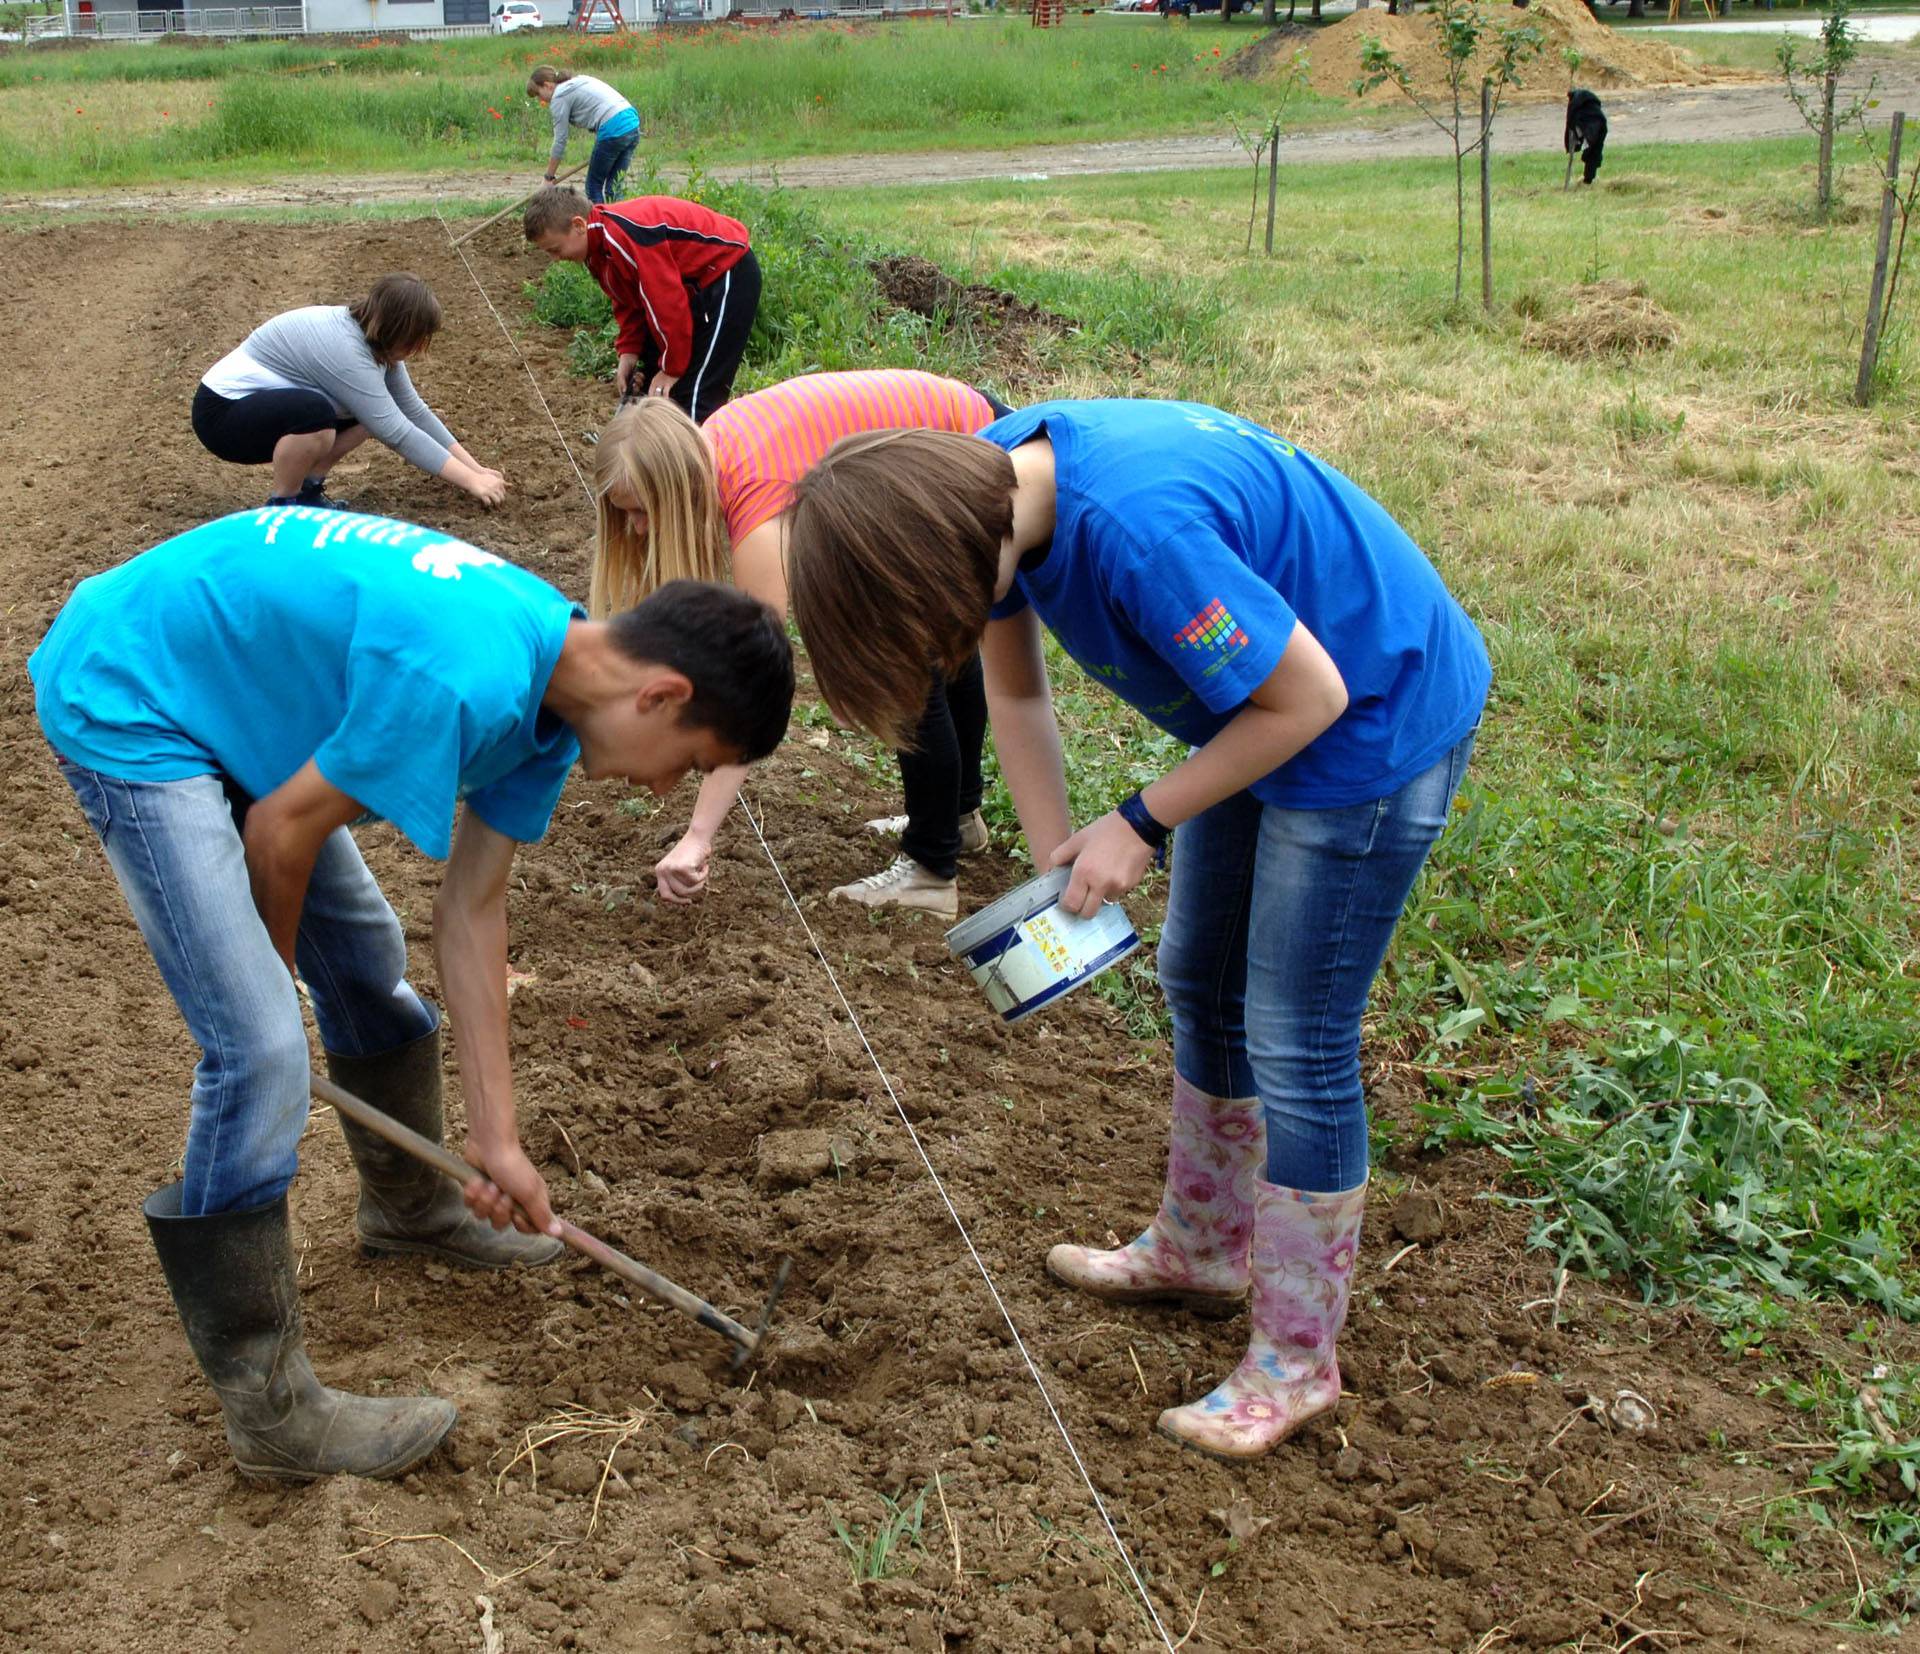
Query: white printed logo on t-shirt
412 542 506 581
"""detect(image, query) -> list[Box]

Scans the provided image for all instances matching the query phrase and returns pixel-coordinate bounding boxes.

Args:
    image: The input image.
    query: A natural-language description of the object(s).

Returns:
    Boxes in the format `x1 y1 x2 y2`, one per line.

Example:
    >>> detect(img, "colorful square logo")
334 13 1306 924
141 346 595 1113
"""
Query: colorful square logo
1173 599 1249 656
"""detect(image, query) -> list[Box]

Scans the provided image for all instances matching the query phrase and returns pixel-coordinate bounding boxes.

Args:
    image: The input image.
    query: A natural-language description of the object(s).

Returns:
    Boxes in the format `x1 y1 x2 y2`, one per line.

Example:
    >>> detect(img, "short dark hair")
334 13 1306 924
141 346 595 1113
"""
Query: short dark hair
607 579 794 762
347 273 443 365
524 185 592 242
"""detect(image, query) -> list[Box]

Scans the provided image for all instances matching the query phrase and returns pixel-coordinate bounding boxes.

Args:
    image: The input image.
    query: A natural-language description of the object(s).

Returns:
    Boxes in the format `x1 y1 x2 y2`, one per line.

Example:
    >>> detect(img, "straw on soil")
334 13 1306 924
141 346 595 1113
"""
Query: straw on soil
1523 278 1680 358
1274 0 1766 102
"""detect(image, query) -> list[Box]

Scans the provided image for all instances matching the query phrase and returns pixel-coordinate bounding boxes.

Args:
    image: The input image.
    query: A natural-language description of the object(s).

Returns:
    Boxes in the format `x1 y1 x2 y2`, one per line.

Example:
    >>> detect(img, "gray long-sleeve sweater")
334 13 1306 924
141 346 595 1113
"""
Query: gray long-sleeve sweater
207 306 457 476
548 74 636 168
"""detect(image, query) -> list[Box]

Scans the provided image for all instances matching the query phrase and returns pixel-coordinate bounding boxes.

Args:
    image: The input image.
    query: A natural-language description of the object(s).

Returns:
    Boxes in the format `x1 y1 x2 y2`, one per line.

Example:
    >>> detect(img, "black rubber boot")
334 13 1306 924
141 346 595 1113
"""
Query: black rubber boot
327 1026 563 1270
143 1183 456 1483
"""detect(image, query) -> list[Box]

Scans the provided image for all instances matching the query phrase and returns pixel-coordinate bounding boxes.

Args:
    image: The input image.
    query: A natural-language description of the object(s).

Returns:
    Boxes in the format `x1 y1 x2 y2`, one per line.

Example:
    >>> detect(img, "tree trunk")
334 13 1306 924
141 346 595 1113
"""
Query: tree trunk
1626 0 1644 16
1310 0 1319 18
1265 0 1276 23
1480 80 1493 310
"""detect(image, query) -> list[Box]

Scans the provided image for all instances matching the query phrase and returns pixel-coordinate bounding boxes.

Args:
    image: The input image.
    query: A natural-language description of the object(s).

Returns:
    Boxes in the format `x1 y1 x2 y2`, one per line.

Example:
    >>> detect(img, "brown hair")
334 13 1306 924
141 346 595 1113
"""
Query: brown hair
526 65 573 94
589 400 729 618
787 429 1013 749
346 273 443 365
523 183 592 243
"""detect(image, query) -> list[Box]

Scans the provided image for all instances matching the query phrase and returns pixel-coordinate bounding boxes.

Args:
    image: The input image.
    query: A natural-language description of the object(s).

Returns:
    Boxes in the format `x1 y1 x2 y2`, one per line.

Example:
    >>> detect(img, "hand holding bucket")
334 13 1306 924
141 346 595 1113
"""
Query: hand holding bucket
945 865 1141 1025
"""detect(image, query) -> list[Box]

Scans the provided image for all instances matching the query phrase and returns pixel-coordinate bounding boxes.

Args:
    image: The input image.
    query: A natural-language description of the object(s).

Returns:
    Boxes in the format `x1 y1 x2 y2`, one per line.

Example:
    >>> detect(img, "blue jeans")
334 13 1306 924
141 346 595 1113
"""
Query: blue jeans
584 129 640 204
56 760 436 1217
1156 730 1477 1195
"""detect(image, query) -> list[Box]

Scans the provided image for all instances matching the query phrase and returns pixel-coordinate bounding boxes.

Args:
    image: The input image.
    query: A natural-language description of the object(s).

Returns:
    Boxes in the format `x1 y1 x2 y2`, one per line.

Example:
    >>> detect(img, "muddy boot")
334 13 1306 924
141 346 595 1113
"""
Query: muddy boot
327 1027 562 1270
143 1182 456 1483
1046 1078 1263 1317
1155 1179 1367 1461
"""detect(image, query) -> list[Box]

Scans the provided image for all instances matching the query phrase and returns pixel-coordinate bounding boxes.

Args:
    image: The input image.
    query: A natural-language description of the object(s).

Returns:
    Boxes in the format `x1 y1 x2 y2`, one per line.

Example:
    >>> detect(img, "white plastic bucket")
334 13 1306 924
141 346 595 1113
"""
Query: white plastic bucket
944 866 1141 1025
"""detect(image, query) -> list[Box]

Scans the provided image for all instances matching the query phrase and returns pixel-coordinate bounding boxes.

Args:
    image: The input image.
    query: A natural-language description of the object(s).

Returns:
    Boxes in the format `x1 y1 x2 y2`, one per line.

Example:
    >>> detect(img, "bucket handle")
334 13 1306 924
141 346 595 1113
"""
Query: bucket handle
978 882 1070 1003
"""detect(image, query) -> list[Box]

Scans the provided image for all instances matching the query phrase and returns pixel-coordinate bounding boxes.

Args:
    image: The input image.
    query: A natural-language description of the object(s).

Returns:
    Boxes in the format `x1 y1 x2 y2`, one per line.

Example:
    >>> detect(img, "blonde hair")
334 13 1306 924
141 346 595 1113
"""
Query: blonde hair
589 399 729 618
787 429 1012 749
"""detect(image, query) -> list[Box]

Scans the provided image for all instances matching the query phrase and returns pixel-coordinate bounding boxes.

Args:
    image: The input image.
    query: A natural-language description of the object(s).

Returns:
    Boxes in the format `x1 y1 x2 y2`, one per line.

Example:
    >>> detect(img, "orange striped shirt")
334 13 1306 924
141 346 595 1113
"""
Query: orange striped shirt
708 370 998 545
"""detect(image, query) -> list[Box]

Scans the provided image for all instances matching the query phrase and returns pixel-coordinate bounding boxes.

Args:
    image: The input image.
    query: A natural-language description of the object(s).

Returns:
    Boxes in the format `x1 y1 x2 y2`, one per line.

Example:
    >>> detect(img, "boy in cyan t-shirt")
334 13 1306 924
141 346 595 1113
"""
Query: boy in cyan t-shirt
30 506 792 1485
782 400 1488 1465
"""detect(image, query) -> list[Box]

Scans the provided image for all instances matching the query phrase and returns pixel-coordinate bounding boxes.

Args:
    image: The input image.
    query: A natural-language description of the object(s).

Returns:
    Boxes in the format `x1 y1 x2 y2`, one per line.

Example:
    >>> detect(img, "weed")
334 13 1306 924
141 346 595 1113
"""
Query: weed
833 1485 928 1585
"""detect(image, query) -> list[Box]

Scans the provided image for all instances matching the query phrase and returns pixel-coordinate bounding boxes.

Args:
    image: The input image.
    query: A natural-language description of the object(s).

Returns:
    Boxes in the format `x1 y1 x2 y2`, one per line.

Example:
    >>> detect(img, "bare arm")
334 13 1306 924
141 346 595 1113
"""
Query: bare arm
434 808 558 1236
241 760 369 971
981 608 1072 866
654 519 787 902
1053 621 1350 917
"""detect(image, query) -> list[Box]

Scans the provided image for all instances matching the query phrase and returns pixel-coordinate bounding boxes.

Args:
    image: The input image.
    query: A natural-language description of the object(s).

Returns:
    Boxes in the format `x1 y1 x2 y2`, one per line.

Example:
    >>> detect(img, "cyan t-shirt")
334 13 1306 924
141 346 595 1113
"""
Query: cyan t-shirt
982 400 1490 810
30 507 582 859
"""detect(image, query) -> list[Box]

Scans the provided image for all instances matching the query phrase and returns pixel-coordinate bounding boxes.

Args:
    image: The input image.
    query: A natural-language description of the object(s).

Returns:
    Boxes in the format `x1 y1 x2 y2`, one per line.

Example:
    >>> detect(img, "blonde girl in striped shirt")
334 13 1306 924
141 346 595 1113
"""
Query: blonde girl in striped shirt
591 369 1012 916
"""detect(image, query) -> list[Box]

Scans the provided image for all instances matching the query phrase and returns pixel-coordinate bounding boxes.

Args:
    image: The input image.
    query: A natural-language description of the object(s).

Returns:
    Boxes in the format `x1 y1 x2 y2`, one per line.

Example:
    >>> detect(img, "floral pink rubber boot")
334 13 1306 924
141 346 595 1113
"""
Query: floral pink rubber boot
1044 1077 1264 1318
1155 1178 1367 1461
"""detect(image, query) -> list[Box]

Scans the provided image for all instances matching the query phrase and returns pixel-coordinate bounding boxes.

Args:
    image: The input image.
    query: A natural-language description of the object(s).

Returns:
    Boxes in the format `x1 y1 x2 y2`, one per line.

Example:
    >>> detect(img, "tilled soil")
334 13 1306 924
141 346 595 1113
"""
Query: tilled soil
0 221 1893 1653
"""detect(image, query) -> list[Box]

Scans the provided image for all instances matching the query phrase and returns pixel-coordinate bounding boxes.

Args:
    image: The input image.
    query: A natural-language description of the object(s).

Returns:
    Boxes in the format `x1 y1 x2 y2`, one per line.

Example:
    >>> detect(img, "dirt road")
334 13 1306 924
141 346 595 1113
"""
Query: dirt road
6 73 1906 217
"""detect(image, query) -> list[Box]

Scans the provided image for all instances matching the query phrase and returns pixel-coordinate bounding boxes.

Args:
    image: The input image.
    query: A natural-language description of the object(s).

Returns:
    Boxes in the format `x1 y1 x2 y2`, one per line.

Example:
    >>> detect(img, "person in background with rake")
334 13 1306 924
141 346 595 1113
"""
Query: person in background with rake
30 507 793 1483
528 64 642 206
524 184 760 425
192 273 508 512
781 400 1488 1461
589 372 1016 917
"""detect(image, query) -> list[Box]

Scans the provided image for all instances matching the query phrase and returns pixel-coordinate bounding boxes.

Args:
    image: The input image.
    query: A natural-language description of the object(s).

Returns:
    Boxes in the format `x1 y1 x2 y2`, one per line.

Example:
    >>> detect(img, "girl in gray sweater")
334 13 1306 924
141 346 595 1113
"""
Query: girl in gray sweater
529 66 641 204
192 274 506 511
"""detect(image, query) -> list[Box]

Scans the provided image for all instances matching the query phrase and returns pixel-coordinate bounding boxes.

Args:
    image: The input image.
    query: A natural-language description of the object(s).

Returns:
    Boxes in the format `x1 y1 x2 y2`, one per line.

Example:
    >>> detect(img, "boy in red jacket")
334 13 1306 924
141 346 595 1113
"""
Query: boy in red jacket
525 186 760 424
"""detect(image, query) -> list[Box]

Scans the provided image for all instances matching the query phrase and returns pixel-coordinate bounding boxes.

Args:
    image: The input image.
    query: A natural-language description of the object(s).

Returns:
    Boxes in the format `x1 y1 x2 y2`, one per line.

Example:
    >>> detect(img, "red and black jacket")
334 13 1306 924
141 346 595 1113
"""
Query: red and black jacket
585 197 753 379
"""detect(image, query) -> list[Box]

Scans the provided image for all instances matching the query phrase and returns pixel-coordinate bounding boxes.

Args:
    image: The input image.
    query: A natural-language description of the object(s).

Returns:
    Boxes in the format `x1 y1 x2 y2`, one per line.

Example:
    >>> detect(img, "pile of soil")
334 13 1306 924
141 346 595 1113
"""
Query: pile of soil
1524 276 1680 356
1284 0 1763 101
869 253 1071 381
0 218 1900 1652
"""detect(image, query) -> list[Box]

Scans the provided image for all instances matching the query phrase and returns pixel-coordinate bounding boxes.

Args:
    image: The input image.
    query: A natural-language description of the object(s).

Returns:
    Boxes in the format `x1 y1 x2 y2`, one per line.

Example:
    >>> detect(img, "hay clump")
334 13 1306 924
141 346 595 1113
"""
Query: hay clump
1286 0 1763 103
1522 278 1679 358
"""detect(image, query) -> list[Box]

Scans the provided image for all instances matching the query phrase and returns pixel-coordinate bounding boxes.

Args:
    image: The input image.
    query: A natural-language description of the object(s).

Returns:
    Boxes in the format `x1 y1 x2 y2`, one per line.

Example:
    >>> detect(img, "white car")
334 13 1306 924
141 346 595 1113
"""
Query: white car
492 1 544 31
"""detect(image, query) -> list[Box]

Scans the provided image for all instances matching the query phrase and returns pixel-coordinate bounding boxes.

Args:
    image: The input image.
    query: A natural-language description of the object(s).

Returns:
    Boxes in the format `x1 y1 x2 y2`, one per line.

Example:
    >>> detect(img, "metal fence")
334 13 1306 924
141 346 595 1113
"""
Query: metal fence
29 6 306 35
25 8 509 37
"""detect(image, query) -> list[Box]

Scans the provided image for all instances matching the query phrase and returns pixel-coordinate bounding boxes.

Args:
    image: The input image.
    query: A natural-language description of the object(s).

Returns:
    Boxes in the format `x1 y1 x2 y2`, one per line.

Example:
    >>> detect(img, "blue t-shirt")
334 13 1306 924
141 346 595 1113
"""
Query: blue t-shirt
983 400 1490 810
30 507 583 860
599 107 641 140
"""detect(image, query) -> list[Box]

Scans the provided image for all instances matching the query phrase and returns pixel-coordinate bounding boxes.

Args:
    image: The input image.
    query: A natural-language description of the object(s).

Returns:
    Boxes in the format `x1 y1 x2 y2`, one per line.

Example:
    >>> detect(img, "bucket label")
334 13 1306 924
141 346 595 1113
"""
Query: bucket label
967 902 1138 1021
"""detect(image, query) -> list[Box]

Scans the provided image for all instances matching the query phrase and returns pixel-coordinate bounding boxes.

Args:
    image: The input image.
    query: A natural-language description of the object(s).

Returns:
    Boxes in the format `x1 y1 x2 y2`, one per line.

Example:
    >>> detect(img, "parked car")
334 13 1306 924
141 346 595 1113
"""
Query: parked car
492 0 544 29
661 0 705 20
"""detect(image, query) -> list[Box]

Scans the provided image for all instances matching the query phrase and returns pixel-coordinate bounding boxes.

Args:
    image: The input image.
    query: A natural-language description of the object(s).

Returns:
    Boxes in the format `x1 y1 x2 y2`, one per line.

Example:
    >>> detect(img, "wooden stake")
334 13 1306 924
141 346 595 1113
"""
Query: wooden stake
1856 110 1905 407
450 161 590 249
1480 80 1494 312
1264 117 1279 256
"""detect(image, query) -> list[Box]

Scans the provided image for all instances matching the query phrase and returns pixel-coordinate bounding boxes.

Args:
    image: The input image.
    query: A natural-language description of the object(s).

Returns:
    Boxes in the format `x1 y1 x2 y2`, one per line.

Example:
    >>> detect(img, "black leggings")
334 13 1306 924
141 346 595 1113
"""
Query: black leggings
898 653 989 880
192 382 355 466
664 251 763 425
894 387 1015 880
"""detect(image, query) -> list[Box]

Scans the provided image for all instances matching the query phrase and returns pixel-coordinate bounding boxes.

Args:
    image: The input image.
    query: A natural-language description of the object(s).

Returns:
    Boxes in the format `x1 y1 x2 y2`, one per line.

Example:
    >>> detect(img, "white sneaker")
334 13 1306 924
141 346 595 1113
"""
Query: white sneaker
862 810 991 856
829 856 959 919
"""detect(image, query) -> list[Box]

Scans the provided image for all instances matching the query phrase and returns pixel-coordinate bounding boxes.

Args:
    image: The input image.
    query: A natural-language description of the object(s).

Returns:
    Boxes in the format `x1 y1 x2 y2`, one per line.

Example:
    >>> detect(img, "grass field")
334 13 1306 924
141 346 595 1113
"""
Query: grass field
0 16 1364 187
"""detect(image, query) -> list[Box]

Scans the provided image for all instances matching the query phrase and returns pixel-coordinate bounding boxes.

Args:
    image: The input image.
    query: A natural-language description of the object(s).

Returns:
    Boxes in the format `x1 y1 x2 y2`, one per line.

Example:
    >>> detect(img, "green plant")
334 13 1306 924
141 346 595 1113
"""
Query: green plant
1779 0 1871 217
1355 0 1543 305
833 1486 928 1585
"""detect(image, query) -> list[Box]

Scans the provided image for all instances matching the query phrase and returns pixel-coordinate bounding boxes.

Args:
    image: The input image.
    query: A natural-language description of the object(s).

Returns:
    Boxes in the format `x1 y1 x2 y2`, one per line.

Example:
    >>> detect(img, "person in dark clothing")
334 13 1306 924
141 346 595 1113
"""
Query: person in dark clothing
1566 89 1608 186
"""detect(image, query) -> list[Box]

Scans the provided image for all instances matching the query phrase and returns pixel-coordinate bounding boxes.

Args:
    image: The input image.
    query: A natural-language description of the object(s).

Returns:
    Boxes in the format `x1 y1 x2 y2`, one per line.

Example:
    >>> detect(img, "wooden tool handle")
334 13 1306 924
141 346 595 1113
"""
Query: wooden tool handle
309 1073 757 1352
449 160 590 248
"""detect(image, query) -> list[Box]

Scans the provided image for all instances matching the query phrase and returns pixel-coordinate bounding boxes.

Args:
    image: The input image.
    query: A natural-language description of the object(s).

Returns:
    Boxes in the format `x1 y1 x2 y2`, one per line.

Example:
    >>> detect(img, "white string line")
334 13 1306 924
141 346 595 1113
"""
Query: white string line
736 797 1179 1654
432 209 1177 1650
433 198 598 512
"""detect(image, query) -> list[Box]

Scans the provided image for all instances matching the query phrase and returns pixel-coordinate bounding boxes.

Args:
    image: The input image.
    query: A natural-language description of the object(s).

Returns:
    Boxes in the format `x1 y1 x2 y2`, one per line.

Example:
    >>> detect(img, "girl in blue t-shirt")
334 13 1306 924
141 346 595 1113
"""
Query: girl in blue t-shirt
783 399 1489 1463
